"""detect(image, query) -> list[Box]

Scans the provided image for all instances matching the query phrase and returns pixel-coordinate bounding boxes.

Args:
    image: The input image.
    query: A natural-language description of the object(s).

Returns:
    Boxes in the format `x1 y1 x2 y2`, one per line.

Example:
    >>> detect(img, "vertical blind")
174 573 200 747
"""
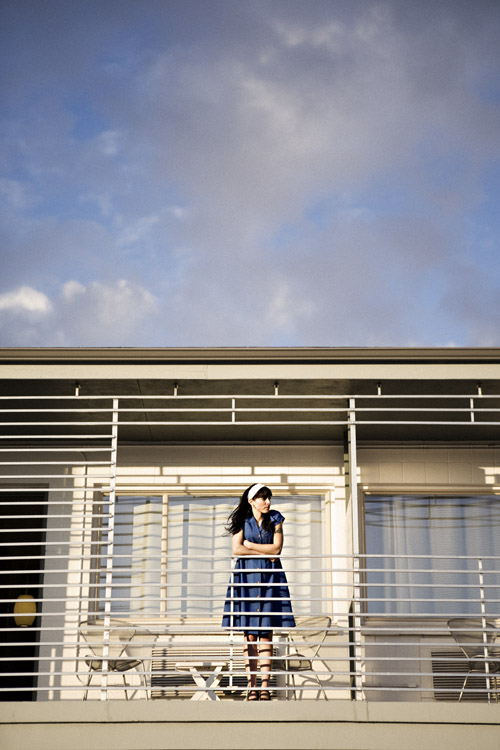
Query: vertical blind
364 495 500 615
101 494 324 618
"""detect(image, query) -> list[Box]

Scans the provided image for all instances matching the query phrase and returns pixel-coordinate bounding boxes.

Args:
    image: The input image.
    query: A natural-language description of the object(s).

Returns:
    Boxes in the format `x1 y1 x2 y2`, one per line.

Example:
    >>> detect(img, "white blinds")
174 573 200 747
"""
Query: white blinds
364 495 500 616
166 495 324 617
104 494 324 618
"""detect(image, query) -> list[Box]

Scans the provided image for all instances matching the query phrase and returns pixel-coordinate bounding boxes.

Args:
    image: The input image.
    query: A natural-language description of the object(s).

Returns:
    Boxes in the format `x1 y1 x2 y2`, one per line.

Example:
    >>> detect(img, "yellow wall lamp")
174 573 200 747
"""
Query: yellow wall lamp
14 594 37 627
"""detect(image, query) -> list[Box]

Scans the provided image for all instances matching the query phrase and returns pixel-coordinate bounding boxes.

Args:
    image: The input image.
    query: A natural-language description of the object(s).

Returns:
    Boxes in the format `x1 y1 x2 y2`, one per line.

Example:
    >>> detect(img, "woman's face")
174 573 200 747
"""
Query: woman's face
249 493 271 514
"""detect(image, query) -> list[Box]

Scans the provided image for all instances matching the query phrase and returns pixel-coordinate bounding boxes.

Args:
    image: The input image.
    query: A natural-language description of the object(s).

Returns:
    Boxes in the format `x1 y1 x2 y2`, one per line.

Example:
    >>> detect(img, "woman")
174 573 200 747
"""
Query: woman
222 483 295 700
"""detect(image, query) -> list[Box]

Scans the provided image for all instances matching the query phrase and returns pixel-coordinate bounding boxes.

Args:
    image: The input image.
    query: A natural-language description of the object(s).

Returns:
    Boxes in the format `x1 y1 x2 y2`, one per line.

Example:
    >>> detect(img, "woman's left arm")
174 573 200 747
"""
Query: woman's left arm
243 523 284 556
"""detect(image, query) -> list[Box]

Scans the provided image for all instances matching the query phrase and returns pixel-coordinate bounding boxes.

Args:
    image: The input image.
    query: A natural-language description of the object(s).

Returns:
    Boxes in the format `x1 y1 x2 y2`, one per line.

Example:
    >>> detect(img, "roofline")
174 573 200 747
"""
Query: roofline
1 346 500 366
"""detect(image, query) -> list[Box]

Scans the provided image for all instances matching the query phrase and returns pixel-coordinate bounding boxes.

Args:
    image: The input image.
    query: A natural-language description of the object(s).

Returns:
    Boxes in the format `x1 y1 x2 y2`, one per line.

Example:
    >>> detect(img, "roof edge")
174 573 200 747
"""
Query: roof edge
1 346 500 365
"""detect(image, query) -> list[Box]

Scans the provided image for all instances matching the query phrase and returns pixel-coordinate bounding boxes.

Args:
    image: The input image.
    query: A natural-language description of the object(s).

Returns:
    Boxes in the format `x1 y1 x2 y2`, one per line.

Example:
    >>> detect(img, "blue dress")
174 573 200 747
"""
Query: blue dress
222 510 295 636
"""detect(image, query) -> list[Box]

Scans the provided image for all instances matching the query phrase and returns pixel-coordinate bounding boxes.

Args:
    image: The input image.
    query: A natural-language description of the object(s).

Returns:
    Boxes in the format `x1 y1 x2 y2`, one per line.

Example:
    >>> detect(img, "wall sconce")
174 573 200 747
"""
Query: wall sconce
14 594 37 627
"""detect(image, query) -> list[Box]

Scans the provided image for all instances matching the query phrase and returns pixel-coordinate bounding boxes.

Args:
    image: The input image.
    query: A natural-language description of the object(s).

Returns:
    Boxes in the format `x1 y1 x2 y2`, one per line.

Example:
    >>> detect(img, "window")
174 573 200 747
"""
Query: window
99 496 164 616
364 494 500 616
98 494 324 618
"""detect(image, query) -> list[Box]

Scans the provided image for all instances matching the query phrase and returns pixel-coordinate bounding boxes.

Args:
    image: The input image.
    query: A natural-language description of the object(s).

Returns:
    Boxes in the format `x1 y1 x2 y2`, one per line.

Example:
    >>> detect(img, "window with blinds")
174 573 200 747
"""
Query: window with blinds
364 494 500 616
98 494 324 618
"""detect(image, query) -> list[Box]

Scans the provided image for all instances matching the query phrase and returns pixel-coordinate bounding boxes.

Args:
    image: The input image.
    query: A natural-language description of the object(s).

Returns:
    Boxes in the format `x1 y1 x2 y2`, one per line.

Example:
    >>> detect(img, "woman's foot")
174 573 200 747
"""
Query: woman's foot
259 689 271 701
247 689 259 701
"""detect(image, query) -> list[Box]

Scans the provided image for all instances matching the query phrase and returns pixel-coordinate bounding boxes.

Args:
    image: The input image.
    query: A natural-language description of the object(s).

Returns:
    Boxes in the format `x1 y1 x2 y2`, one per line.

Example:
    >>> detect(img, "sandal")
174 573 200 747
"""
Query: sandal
259 689 271 701
247 689 259 701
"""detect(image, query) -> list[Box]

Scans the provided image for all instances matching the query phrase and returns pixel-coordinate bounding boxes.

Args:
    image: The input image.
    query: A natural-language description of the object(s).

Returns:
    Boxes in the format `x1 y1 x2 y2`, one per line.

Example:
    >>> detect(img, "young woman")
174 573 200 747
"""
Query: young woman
222 483 295 700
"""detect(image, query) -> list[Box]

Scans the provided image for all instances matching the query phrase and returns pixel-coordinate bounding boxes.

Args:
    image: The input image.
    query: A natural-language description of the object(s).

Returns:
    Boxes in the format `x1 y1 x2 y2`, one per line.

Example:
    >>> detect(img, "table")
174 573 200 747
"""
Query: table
175 660 227 701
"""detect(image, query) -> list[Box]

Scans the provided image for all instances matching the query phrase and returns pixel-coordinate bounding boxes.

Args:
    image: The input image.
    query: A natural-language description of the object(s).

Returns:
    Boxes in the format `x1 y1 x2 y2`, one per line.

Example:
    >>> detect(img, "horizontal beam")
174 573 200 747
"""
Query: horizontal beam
1 363 500 380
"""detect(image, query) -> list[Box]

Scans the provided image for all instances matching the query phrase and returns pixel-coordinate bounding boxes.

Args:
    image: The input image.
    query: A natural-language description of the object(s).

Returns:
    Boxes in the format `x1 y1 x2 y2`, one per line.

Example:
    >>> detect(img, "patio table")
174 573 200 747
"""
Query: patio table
175 660 228 700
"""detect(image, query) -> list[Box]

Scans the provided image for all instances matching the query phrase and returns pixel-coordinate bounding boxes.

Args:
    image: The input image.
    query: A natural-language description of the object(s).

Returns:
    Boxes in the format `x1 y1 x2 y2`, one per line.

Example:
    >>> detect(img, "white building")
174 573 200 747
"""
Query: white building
1 347 499 749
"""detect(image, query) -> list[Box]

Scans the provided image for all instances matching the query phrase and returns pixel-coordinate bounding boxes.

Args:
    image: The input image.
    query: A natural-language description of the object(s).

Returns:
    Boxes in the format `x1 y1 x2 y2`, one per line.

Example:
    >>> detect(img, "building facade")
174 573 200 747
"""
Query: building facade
0 347 499 748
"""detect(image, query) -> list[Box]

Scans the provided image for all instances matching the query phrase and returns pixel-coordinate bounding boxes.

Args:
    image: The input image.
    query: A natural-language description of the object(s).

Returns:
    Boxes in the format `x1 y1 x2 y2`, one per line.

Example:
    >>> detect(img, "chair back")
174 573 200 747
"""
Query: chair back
79 618 138 661
291 616 332 657
447 618 498 660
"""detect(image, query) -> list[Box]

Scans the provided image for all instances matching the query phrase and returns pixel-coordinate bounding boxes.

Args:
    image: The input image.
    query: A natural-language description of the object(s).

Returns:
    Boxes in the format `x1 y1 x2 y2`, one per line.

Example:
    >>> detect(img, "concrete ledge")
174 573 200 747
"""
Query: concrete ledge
1 702 499 750
1 701 499 724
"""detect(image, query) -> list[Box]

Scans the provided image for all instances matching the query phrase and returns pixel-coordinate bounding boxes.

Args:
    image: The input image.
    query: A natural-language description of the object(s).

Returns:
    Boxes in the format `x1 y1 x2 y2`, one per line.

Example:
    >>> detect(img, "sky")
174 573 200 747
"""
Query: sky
1 0 500 348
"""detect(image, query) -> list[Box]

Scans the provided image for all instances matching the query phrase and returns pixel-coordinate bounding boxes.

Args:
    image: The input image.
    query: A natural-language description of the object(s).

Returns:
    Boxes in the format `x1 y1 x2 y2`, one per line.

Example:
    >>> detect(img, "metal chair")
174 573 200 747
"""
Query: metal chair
447 618 500 702
78 619 156 700
282 616 332 700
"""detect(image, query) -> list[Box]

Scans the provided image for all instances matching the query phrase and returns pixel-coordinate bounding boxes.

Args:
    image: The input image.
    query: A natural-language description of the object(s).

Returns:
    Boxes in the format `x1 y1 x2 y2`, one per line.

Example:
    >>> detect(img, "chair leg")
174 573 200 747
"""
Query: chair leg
314 673 328 701
458 674 469 703
122 674 130 700
83 670 93 701
141 662 150 700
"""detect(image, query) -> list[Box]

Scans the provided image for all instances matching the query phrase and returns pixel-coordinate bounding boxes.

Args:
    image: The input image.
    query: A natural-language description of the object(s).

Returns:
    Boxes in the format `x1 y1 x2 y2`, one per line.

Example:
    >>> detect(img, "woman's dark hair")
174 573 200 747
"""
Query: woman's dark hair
225 484 273 535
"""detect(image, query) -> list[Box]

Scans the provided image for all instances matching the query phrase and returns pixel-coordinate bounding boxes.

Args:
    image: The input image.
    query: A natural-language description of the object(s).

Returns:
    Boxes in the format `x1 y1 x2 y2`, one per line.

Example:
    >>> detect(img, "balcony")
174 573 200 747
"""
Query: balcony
2 550 499 703
0 382 499 704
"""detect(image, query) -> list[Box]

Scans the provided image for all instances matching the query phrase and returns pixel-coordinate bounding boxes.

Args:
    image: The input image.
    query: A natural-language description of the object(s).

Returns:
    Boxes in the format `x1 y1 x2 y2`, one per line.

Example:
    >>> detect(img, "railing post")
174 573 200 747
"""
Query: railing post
101 397 119 701
477 558 492 702
347 397 363 700
229 557 235 692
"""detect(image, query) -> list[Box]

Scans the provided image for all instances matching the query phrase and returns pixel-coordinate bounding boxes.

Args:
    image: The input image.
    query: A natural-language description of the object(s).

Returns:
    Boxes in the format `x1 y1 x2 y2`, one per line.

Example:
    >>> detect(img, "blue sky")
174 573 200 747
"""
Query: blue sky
1 0 499 347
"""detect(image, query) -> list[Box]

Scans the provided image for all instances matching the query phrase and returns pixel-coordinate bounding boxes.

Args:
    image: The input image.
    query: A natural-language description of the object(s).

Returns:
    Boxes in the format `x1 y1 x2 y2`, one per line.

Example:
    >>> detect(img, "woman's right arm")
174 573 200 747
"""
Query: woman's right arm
232 529 262 556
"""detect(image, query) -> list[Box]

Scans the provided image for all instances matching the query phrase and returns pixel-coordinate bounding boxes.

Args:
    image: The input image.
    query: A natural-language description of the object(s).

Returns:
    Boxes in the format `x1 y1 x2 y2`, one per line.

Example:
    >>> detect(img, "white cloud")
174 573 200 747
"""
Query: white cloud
55 279 159 343
116 214 162 248
62 280 86 301
97 130 121 157
0 286 52 314
0 179 37 212
265 280 314 331
169 205 188 220
0 280 159 346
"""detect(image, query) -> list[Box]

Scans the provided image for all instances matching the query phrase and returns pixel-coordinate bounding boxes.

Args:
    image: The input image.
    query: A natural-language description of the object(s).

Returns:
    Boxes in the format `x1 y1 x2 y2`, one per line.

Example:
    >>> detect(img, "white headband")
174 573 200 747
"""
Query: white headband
248 483 266 500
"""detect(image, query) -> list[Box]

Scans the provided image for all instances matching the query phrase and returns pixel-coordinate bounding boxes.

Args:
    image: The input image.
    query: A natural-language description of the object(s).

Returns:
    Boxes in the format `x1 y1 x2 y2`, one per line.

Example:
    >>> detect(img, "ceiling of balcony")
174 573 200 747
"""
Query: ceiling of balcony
0 377 500 444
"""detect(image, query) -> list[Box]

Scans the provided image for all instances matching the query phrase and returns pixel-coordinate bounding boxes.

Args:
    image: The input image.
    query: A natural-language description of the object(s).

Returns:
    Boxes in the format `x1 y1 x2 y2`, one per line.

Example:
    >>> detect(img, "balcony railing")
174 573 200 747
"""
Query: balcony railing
0 387 499 701
1 387 500 445
1 552 499 702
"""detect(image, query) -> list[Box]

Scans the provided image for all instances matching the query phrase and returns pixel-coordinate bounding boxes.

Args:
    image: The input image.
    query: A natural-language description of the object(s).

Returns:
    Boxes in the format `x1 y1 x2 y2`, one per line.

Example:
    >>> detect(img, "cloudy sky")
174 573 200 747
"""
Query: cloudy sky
1 0 499 347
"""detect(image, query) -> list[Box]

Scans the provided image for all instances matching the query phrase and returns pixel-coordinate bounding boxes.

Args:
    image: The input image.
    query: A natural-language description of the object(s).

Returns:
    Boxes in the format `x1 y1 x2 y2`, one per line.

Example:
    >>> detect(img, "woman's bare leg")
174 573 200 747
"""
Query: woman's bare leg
244 634 259 692
259 632 273 695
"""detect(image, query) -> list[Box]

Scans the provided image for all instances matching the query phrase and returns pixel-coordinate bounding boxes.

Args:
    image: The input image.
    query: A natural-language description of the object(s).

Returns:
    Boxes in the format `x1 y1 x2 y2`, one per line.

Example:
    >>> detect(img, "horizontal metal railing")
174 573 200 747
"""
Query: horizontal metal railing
0 387 499 702
1 391 500 433
1 549 499 702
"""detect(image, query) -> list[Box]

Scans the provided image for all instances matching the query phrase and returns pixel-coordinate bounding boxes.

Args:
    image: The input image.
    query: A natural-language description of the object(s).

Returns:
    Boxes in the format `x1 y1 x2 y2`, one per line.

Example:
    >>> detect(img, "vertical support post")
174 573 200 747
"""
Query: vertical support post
347 398 363 700
101 398 119 701
160 494 169 615
478 558 492 702
472 383 482 425
229 558 235 692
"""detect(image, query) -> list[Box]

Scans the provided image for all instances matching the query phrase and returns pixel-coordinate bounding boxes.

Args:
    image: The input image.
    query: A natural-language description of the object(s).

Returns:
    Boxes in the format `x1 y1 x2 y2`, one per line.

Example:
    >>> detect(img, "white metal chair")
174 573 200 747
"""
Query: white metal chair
447 618 500 702
78 619 157 700
282 616 332 700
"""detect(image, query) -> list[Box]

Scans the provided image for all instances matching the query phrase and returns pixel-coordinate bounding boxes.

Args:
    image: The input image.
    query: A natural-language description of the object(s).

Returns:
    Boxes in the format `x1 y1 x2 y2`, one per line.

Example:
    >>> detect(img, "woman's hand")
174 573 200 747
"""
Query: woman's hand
243 539 252 549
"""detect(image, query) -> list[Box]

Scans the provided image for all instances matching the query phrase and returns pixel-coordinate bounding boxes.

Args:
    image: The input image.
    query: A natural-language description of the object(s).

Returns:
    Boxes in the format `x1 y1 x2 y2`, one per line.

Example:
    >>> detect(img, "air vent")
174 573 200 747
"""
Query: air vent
431 650 495 702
